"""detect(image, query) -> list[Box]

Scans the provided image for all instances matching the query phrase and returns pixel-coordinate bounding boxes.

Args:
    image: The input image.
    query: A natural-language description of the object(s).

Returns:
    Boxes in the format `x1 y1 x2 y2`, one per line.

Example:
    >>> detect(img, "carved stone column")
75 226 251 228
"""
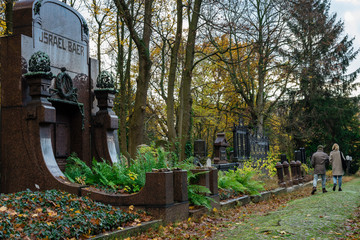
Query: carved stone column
173 169 188 202
290 160 299 185
296 160 303 183
93 71 121 164
282 161 292 187
275 162 285 187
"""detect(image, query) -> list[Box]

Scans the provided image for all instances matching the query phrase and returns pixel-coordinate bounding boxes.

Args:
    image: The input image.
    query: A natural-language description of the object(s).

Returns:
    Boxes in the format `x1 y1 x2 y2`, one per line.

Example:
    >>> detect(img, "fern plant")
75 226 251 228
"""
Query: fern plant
188 184 213 209
64 146 172 194
64 155 143 193
186 169 214 210
64 148 217 209
218 168 265 198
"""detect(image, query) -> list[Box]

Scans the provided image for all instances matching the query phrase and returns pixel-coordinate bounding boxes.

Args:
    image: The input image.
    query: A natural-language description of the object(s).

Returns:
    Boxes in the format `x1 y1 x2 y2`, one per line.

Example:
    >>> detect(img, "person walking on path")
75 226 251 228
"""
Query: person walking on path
329 143 345 191
311 145 329 194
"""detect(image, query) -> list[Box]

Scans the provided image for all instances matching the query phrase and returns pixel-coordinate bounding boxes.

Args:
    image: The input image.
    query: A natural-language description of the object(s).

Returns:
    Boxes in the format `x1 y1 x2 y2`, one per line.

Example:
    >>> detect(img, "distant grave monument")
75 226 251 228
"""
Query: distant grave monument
232 118 250 161
194 139 207 159
232 118 270 162
0 0 120 193
213 133 229 164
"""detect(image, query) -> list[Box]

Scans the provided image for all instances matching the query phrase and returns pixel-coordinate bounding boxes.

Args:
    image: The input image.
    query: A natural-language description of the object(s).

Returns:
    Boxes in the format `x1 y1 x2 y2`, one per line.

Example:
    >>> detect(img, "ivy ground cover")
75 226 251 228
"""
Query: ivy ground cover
0 189 151 239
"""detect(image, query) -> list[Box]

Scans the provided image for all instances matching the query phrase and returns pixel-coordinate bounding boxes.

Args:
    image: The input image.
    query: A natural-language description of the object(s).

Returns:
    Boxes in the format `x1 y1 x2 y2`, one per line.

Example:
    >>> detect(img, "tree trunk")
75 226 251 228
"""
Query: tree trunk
97 26 102 72
114 0 154 158
167 0 183 150
178 0 202 161
116 13 131 162
5 0 13 35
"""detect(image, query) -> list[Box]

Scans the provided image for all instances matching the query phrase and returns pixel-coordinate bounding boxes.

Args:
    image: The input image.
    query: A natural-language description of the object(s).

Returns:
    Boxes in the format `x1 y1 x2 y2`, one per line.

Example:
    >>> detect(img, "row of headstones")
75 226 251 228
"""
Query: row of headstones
275 160 304 187
194 132 270 164
293 148 306 163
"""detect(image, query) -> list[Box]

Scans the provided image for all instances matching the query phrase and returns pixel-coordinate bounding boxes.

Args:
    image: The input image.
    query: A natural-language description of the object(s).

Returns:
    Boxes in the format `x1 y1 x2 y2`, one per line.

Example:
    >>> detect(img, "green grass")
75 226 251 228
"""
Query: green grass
215 178 360 239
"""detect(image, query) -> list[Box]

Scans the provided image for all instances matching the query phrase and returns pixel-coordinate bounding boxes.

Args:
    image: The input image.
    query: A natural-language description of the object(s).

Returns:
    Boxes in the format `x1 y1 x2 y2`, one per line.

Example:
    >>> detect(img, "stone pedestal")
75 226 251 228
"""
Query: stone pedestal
173 169 188 202
275 162 285 187
93 89 121 164
209 168 219 195
290 160 299 185
282 161 293 187
296 160 303 183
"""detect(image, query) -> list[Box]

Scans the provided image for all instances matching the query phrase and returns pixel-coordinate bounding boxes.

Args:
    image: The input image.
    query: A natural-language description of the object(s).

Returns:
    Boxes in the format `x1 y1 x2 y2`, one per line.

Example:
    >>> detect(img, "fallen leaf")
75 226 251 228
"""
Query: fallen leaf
0 206 8 212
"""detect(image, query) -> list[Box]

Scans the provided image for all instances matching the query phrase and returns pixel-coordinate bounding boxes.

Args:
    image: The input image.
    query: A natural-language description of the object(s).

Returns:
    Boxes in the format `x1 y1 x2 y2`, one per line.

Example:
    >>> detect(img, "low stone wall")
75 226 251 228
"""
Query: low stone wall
81 171 189 223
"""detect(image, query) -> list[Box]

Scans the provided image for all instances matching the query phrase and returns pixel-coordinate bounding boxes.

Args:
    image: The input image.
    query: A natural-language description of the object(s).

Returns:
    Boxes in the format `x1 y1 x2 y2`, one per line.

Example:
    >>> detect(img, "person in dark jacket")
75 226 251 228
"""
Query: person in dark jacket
311 145 329 194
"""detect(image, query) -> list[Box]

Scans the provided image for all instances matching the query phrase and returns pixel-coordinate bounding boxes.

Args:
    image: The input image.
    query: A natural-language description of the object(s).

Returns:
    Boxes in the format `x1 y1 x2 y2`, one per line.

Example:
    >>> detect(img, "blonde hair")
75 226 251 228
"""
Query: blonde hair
332 143 339 151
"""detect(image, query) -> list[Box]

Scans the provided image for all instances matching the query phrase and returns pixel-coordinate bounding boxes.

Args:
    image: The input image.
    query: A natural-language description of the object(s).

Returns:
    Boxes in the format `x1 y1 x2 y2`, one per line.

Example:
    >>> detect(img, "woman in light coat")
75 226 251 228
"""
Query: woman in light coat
329 143 345 191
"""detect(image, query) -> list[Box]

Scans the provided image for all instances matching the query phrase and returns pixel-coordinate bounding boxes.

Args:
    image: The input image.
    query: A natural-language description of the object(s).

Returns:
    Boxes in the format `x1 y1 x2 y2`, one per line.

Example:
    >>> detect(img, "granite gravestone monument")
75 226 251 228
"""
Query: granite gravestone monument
0 0 120 193
213 133 229 164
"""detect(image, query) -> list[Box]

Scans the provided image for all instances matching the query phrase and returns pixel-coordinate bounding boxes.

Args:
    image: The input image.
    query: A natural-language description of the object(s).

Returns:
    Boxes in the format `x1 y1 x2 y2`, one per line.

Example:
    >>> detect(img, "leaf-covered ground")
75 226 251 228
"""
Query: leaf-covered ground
0 189 151 239
132 177 359 239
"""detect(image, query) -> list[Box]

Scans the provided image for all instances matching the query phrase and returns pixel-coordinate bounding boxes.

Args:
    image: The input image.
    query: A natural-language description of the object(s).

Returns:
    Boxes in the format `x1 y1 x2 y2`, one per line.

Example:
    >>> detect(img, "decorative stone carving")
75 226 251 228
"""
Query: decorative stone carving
24 51 52 79
79 16 89 43
53 67 78 102
33 0 43 15
49 68 84 129
29 51 50 72
96 70 115 89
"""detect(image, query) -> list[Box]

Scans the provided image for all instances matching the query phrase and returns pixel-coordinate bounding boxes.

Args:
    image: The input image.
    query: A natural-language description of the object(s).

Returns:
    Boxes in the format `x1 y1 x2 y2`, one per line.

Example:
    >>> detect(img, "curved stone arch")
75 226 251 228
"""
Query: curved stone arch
32 0 89 42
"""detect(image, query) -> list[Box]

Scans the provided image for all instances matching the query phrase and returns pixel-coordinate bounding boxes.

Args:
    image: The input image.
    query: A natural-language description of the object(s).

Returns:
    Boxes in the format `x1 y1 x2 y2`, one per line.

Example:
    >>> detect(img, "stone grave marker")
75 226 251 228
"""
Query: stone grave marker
194 139 207 158
0 0 119 193
213 133 229 164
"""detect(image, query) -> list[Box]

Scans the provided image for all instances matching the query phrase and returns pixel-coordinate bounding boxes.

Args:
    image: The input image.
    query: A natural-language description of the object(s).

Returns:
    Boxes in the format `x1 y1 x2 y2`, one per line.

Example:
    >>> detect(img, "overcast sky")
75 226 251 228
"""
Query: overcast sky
330 0 360 95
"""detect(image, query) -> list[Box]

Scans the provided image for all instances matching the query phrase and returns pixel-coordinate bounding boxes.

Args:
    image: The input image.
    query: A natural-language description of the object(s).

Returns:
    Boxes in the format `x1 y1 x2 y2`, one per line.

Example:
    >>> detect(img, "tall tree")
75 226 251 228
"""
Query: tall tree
114 0 154 158
167 0 183 151
115 9 133 162
178 0 203 160
205 0 291 134
284 0 360 152
83 0 114 72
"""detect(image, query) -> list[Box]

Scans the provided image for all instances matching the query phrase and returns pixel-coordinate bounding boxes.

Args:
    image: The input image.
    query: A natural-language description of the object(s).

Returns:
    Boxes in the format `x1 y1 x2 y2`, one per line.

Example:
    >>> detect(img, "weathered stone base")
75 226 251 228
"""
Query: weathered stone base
270 188 287 196
251 191 271 203
144 202 190 224
91 220 162 240
220 195 250 210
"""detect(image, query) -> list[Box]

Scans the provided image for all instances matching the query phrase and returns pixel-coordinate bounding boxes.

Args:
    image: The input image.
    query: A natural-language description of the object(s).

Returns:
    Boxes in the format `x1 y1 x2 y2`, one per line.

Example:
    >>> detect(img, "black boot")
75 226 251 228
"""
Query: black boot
339 187 342 191
311 187 317 195
323 188 328 193
333 184 336 191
